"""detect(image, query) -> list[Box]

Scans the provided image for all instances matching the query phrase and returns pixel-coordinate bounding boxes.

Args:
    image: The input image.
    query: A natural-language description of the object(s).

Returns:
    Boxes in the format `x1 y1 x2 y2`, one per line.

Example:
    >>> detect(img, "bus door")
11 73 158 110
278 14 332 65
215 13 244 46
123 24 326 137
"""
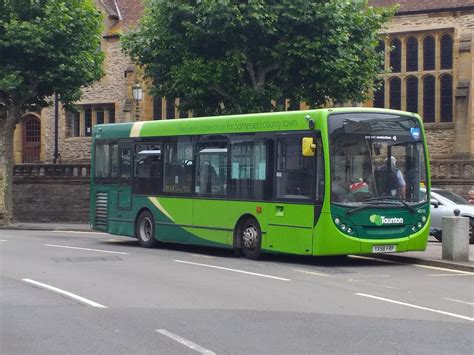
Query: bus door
266 134 317 255
117 141 133 210
192 140 229 246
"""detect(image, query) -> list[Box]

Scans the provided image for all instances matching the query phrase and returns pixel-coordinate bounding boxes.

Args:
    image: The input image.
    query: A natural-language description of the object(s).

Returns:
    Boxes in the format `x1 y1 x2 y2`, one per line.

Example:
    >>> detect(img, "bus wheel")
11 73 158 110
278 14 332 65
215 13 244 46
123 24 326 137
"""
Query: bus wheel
240 218 262 260
136 210 157 248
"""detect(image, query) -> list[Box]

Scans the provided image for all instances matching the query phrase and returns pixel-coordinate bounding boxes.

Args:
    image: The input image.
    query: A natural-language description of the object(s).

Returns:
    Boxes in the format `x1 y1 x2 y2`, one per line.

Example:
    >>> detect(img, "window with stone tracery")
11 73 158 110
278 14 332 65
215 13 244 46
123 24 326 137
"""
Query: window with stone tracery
67 104 116 138
372 31 454 123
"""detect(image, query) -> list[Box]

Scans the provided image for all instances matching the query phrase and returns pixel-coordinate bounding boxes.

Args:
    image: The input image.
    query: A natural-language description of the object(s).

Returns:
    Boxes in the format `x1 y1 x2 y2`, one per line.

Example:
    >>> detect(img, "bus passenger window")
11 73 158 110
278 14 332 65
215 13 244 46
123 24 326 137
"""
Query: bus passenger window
276 137 314 200
133 143 162 195
196 142 227 197
163 137 193 194
229 138 271 200
95 142 110 179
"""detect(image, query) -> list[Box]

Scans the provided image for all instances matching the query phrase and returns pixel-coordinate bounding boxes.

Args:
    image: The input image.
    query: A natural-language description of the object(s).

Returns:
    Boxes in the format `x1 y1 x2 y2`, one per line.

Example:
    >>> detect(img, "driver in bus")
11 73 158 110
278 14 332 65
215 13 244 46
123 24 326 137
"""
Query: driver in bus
375 156 406 198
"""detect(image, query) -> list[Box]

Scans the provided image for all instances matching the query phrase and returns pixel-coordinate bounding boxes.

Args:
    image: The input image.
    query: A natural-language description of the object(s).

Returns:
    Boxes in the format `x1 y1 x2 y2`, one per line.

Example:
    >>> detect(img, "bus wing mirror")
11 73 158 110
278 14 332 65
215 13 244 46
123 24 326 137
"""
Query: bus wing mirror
302 137 316 157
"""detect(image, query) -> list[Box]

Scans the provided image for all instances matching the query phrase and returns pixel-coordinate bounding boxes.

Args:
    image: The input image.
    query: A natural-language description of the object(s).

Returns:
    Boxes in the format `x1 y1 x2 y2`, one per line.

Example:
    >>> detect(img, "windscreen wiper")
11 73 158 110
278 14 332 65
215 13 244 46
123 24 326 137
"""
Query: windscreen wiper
345 201 399 216
360 196 416 213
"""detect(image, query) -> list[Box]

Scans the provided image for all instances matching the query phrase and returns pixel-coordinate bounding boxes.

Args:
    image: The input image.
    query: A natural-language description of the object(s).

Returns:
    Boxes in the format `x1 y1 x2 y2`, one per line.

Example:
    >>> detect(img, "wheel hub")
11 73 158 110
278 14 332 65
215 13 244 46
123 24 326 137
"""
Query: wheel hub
242 225 258 249
140 217 152 242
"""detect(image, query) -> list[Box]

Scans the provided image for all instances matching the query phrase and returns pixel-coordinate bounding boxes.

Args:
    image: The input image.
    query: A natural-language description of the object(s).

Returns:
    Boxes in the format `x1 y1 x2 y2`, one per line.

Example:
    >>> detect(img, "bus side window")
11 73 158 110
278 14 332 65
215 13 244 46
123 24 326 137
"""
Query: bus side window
195 142 228 196
276 136 314 200
119 147 132 179
133 143 162 195
163 137 193 194
94 142 110 180
229 137 271 200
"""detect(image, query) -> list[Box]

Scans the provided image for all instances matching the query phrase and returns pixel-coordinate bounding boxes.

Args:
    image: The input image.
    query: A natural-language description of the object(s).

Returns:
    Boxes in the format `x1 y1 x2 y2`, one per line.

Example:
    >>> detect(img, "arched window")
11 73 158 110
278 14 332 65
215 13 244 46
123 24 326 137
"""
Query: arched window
423 36 435 71
406 37 418 72
423 75 435 122
440 34 453 70
406 77 418 113
373 79 385 108
440 74 453 122
377 39 385 70
389 77 401 110
389 38 401 73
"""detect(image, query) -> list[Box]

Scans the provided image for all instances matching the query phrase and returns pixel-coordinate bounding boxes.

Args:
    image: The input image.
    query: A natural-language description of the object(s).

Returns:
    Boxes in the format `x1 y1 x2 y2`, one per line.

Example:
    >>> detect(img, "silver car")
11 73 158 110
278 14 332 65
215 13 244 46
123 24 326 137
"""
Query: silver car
430 188 474 244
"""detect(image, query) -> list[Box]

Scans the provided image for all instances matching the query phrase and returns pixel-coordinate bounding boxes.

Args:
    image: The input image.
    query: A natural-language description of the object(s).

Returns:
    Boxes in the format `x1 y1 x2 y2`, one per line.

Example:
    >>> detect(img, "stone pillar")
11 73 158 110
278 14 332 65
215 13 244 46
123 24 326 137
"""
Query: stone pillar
442 216 469 261
454 33 472 158
91 107 97 128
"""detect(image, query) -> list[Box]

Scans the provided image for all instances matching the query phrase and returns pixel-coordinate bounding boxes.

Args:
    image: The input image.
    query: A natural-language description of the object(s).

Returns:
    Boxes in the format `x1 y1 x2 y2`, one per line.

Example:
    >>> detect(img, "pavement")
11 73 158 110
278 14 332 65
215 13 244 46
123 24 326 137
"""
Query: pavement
1 222 473 272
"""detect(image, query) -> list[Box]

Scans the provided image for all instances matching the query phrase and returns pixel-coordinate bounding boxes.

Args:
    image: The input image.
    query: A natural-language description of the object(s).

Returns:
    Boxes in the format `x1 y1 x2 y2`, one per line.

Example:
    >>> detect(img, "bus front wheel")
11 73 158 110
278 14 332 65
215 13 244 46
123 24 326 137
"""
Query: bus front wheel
136 210 157 248
240 218 262 260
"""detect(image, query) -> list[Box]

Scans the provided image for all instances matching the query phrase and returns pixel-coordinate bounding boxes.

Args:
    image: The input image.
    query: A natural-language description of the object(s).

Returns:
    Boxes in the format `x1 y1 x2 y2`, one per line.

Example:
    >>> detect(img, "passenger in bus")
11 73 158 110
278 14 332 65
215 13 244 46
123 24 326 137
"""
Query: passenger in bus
349 178 370 201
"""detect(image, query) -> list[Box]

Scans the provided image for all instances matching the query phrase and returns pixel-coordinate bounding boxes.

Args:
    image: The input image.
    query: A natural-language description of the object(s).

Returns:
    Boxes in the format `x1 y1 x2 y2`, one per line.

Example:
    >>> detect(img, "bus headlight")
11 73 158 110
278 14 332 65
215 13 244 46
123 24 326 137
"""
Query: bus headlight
333 216 357 236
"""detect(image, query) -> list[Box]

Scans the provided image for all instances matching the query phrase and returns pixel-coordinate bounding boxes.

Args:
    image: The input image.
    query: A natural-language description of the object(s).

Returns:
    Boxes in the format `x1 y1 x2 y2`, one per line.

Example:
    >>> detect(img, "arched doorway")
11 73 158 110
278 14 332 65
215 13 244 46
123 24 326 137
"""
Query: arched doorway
22 115 41 163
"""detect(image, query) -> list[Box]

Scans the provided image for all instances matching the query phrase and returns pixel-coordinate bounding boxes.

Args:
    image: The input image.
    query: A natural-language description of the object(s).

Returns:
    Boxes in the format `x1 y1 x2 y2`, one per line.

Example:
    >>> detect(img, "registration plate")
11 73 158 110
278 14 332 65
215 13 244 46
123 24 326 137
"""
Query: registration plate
372 245 396 253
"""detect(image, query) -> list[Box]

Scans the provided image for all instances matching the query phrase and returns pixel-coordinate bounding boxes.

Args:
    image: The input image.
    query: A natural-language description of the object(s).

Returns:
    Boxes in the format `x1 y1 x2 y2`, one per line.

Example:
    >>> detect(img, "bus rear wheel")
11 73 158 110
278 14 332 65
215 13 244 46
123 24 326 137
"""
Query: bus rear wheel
240 218 262 260
136 210 157 248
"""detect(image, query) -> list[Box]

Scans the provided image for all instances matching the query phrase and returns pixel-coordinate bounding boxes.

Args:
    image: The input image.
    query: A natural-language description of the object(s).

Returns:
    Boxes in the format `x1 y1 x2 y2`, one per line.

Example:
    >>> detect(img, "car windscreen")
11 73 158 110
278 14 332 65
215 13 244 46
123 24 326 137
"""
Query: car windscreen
434 190 469 205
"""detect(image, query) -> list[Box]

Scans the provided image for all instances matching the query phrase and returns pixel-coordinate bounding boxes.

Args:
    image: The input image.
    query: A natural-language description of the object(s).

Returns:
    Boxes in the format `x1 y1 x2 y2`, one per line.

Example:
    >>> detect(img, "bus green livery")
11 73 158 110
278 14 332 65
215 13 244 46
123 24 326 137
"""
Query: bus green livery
90 108 430 259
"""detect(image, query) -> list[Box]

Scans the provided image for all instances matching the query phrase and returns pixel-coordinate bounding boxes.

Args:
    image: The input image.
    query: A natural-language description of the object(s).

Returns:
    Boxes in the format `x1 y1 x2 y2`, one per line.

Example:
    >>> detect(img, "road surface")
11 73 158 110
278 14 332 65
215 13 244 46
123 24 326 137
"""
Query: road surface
1 230 473 354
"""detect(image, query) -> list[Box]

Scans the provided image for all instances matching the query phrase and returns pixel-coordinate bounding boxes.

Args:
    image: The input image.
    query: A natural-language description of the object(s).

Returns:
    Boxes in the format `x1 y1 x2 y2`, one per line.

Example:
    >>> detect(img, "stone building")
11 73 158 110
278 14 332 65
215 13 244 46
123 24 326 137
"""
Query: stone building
12 0 474 195
12 0 146 164
368 0 474 195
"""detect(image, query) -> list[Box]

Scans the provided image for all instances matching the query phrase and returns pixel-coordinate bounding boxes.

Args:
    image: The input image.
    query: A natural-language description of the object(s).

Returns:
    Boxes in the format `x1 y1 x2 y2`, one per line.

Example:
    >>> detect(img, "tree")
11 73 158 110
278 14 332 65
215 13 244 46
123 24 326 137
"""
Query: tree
123 0 395 116
0 0 104 225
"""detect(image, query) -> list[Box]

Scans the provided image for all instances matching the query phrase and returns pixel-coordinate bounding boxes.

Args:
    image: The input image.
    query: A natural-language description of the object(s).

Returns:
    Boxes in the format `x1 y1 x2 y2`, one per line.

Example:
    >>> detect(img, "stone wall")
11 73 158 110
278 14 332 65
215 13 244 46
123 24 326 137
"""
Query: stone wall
12 164 90 223
425 124 456 158
51 35 136 163
431 159 474 196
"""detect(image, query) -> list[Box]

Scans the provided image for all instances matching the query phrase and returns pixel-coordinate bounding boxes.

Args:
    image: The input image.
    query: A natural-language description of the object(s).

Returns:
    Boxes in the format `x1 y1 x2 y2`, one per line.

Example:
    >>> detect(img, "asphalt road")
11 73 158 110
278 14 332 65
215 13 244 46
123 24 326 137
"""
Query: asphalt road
1 230 473 354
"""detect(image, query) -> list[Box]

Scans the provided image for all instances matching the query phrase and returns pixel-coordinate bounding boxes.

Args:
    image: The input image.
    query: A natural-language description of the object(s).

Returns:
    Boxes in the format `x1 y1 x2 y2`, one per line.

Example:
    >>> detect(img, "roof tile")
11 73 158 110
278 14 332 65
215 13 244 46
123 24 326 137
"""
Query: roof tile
369 0 474 13
115 0 144 29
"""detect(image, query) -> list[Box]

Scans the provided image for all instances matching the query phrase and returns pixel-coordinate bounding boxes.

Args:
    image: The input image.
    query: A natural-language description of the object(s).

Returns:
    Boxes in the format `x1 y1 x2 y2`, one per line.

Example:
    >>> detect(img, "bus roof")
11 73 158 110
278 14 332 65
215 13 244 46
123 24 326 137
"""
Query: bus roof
93 107 419 140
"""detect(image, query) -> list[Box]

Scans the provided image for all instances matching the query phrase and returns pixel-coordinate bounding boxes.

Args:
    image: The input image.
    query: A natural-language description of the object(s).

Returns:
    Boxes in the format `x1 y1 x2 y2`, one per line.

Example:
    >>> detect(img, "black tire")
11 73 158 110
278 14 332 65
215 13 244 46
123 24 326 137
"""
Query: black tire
431 230 442 242
469 220 474 245
239 218 262 260
136 210 157 248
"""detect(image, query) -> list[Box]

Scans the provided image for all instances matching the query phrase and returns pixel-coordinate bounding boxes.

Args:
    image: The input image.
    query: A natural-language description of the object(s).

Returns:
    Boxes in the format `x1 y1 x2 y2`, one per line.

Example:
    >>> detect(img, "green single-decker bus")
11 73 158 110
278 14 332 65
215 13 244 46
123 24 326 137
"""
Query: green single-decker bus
90 107 430 259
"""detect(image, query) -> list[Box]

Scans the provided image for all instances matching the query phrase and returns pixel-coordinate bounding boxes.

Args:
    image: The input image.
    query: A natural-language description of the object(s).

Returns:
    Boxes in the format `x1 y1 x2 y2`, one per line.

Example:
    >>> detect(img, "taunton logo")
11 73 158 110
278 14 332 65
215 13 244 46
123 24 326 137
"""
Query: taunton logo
369 214 404 226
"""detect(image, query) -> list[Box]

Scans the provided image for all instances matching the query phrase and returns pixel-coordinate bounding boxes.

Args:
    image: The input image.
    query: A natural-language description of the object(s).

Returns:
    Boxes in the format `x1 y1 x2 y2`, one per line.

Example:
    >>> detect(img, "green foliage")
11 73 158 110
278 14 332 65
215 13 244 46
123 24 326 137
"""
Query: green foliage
123 0 395 116
0 0 104 108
